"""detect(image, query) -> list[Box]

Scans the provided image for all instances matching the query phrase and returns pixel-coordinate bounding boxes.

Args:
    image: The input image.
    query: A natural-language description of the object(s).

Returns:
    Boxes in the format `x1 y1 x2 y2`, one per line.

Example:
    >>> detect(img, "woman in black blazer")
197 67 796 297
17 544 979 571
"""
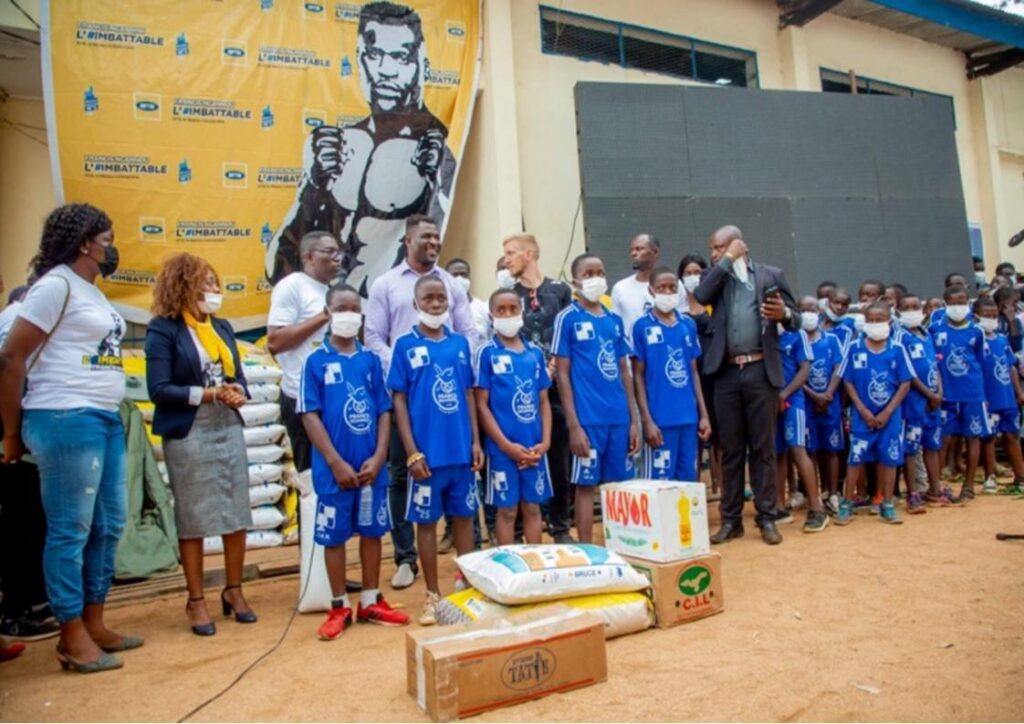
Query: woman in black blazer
146 253 256 636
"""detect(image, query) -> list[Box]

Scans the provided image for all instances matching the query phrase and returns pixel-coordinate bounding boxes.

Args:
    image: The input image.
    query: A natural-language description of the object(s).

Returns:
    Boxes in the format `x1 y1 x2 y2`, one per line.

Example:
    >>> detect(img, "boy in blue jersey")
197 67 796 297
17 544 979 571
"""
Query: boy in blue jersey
474 289 553 546
836 302 914 525
300 284 410 641
554 253 639 544
775 302 828 533
799 296 845 516
896 293 947 511
975 296 1024 493
631 268 711 483
820 287 853 349
932 284 990 503
387 276 483 626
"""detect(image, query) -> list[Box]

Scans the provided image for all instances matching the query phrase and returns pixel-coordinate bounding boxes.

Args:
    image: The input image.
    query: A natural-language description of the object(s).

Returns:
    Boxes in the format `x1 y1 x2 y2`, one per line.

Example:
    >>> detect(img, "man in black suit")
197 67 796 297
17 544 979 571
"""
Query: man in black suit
694 225 800 545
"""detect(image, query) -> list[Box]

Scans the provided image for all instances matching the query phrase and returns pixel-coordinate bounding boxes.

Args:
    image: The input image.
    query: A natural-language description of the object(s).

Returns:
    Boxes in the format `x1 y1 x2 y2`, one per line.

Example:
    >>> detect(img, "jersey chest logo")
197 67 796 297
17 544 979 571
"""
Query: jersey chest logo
408 345 430 369
645 325 664 345
324 362 343 385
431 365 460 414
574 321 595 341
853 353 867 369
511 376 537 423
808 360 828 390
491 354 513 375
597 338 618 381
946 346 969 377
867 369 892 406
665 346 689 388
343 383 372 434
994 354 1011 385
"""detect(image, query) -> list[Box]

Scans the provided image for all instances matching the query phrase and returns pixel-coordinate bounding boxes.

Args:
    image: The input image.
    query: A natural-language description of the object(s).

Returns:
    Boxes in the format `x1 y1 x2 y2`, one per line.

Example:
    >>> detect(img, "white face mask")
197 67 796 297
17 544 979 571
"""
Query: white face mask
899 310 924 329
492 314 524 338
331 311 362 338
946 304 970 323
817 297 830 312
417 309 450 330
732 257 749 285
978 317 998 334
653 292 679 313
198 292 222 315
863 321 890 341
801 311 819 331
850 313 866 333
496 269 516 290
453 276 471 296
823 305 841 322
578 276 608 303
682 275 700 293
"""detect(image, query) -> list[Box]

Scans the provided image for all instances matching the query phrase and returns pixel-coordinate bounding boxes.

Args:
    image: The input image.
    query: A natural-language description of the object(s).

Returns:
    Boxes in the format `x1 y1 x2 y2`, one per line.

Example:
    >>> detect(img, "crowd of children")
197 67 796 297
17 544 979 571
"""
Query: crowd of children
297 249 1024 637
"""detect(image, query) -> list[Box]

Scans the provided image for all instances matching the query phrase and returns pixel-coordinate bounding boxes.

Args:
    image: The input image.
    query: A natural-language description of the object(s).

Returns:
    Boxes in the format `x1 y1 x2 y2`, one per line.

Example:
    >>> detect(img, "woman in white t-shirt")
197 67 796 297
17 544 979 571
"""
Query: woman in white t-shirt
0 203 140 674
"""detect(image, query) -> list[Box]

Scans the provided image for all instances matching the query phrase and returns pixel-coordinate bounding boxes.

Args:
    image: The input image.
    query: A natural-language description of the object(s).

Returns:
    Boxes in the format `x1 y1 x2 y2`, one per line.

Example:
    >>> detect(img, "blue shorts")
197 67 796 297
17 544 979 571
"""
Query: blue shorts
405 464 478 524
987 408 1021 437
941 401 992 439
485 451 553 508
313 471 391 547
848 418 904 467
641 424 698 481
571 424 634 487
775 403 807 454
807 409 844 453
904 414 943 454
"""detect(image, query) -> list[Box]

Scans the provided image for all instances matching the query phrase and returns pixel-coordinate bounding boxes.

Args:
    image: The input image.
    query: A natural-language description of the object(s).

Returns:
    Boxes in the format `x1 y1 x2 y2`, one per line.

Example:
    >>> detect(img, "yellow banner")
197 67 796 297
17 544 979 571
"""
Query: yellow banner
43 0 480 329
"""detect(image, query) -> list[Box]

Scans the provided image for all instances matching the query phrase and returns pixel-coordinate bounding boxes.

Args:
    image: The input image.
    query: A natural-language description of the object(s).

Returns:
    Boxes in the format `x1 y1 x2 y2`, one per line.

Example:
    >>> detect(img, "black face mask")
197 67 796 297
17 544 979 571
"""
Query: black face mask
98 245 119 278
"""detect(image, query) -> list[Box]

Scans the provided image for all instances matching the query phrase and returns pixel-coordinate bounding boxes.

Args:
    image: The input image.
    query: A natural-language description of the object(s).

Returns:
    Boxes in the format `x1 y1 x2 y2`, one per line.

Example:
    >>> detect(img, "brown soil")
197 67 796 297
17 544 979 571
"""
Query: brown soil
2 496 1023 722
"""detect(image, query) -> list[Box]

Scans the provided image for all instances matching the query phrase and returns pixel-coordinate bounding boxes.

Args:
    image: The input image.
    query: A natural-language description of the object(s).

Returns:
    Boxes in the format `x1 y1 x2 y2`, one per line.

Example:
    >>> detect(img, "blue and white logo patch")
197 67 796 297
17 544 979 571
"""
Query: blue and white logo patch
574 321 595 341
408 346 429 369
645 325 664 345
491 354 513 375
853 353 868 369
323 362 343 385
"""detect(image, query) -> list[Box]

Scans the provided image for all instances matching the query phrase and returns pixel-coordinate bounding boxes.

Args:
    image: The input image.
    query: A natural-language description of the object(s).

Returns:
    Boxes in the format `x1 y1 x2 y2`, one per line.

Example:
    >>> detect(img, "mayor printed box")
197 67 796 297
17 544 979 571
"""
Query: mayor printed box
600 480 710 562
621 552 723 628
406 604 607 721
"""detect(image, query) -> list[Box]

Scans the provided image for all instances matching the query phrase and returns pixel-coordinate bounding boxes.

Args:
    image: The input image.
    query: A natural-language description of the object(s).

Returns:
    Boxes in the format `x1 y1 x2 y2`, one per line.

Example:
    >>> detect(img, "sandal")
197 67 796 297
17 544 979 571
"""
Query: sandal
55 642 123 674
186 596 216 637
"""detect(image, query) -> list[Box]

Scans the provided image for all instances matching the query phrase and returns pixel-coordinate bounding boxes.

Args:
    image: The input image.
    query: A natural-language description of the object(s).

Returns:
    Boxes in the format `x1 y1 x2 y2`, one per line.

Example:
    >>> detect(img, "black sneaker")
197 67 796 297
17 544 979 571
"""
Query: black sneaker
0 615 60 641
802 509 829 533
774 507 794 524
553 532 577 545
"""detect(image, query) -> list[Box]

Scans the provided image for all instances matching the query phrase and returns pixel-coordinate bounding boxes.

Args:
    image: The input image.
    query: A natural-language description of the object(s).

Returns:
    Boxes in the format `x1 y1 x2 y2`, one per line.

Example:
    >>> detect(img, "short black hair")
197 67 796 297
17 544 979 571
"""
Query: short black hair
413 273 446 297
359 1 424 45
405 213 437 233
445 257 470 273
859 279 885 295
974 295 998 313
676 254 708 278
994 285 1018 306
325 282 359 305
865 300 891 317
996 261 1016 276
944 271 967 287
632 233 660 250
816 280 838 293
650 266 678 285
897 293 920 308
488 288 520 310
943 283 968 301
570 253 601 279
300 230 337 258
887 282 908 295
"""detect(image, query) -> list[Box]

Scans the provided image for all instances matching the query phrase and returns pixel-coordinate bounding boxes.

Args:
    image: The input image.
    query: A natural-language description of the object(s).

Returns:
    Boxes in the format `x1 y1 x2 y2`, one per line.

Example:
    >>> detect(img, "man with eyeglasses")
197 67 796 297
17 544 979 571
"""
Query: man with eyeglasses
267 231 342 473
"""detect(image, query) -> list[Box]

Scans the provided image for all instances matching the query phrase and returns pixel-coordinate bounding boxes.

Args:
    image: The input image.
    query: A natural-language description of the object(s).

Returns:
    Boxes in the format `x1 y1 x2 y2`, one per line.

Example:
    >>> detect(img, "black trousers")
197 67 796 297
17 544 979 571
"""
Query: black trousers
0 461 48 617
713 361 779 527
280 393 312 473
546 388 573 537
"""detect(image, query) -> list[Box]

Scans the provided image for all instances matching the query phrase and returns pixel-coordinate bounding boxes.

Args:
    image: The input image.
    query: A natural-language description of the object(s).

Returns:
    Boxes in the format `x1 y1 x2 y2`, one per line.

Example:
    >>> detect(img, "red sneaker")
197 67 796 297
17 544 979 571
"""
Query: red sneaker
357 595 410 626
0 642 26 662
317 607 352 641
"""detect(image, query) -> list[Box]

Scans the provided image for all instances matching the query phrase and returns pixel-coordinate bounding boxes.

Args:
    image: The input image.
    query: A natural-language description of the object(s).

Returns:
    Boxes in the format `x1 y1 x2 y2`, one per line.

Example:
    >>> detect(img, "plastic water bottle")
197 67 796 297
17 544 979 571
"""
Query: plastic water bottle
358 486 373 527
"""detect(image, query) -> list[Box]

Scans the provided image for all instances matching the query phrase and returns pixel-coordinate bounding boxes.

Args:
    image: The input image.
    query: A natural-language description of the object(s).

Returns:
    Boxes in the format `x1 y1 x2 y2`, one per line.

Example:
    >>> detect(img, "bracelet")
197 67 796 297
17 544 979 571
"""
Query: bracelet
406 452 425 467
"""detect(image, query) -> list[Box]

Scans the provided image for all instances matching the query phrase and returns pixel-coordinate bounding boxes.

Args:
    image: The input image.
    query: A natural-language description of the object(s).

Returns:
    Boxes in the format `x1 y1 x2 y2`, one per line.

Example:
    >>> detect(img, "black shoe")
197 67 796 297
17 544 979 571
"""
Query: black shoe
710 521 745 544
186 597 216 637
0 614 60 642
221 586 258 624
802 509 829 533
774 506 794 524
553 532 577 545
759 521 783 545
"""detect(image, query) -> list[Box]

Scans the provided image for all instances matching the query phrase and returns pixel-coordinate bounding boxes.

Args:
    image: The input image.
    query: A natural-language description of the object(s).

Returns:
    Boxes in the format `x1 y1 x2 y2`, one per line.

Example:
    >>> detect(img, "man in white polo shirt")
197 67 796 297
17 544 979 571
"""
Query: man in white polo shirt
267 231 341 472
611 233 662 339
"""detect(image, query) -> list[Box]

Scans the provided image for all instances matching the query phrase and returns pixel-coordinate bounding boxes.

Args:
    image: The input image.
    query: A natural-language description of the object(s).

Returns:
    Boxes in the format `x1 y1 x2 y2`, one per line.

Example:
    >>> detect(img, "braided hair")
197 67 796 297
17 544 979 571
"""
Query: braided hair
30 203 112 278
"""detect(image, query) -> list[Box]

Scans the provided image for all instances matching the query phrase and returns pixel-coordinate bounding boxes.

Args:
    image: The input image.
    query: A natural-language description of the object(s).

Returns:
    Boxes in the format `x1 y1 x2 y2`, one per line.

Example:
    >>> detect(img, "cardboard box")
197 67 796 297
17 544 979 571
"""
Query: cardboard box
621 552 724 628
406 605 607 721
601 480 710 562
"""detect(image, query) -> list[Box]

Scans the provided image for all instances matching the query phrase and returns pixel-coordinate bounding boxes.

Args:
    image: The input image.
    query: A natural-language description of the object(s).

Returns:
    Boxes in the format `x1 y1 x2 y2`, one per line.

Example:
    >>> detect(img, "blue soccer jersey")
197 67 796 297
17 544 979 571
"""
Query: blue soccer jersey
806 331 844 416
298 341 392 497
552 301 630 426
387 327 473 468
982 332 1017 411
631 311 701 427
474 336 551 455
839 337 915 433
779 330 813 406
895 327 940 421
930 320 987 403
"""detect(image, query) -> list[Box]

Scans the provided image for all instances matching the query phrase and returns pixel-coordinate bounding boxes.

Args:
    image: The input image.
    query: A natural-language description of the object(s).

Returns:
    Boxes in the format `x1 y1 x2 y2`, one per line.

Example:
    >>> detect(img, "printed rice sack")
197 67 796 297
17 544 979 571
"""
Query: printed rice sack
242 363 282 385
455 544 649 605
297 493 332 613
248 383 281 404
285 465 312 496
239 403 281 427
246 444 285 465
435 588 653 639
249 505 287 531
204 529 283 555
248 463 283 486
280 489 299 545
249 482 286 507
243 424 287 447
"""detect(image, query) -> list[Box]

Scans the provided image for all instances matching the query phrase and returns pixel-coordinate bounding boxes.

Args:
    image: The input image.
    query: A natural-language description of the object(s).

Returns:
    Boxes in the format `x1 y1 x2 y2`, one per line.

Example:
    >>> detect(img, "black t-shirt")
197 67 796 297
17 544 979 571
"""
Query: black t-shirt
514 277 572 357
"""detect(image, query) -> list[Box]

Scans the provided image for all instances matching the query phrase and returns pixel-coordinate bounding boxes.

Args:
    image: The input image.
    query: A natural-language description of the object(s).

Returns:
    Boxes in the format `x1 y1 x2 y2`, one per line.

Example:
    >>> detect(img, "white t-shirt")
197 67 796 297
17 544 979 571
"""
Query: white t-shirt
0 301 21 349
267 271 328 398
470 297 490 350
611 273 654 340
18 266 126 411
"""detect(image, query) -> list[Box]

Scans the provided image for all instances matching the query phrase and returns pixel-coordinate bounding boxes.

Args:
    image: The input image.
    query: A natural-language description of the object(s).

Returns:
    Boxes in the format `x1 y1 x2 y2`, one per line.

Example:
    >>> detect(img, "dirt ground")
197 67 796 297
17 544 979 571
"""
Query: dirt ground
2 495 1023 723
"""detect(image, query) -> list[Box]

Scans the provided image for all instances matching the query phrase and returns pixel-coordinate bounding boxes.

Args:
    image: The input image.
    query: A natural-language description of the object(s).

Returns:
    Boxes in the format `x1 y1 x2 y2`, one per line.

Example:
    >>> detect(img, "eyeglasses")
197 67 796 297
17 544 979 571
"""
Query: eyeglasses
312 249 343 260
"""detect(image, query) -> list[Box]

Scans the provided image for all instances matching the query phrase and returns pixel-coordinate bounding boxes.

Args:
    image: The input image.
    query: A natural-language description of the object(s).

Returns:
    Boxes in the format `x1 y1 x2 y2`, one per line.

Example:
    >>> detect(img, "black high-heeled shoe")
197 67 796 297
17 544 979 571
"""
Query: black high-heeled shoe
221 585 257 623
186 596 216 637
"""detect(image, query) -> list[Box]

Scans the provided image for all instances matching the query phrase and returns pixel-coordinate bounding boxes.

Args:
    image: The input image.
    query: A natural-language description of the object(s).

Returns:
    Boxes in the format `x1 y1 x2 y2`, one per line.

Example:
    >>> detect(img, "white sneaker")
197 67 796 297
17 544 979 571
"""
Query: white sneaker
789 491 806 511
826 494 840 516
983 476 999 494
391 563 416 590
418 591 441 626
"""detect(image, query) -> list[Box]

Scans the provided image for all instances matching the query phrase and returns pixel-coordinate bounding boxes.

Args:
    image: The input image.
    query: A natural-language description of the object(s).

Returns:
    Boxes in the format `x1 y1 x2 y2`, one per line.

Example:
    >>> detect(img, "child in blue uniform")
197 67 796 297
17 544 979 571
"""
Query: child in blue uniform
975 296 1024 493
554 253 638 543
836 302 914 525
387 276 482 625
300 284 409 641
474 289 552 546
895 293 947 511
931 284 990 503
631 267 711 482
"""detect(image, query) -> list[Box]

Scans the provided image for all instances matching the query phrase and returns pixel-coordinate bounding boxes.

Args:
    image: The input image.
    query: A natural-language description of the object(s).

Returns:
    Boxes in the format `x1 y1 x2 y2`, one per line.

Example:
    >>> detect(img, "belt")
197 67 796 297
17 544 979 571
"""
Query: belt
727 353 765 366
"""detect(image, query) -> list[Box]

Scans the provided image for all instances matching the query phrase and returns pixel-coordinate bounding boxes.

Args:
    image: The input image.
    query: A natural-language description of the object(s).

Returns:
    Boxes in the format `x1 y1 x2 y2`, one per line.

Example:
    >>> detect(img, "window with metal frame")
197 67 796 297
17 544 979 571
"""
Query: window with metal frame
819 68 956 127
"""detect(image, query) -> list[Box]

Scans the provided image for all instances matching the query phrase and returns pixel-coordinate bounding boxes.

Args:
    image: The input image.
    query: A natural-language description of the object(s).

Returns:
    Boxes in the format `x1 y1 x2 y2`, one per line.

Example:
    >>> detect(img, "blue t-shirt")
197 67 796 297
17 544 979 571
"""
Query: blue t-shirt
895 327 940 421
473 336 551 454
552 301 630 426
839 337 915 433
825 320 854 350
386 327 473 468
631 311 702 427
806 331 844 417
298 341 391 496
778 330 813 406
930 320 987 403
982 332 1017 412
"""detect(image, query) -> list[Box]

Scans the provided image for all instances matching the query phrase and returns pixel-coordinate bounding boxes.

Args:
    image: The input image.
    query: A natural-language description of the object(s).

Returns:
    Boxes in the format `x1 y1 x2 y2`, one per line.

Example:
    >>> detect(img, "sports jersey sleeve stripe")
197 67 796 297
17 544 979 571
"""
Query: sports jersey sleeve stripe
800 330 814 362
551 306 572 358
297 351 319 413
472 342 490 388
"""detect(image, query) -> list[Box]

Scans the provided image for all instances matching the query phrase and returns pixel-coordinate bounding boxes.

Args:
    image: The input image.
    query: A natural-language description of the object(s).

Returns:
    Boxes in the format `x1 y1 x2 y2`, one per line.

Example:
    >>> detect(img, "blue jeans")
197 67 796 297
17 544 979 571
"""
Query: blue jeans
22 408 126 623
